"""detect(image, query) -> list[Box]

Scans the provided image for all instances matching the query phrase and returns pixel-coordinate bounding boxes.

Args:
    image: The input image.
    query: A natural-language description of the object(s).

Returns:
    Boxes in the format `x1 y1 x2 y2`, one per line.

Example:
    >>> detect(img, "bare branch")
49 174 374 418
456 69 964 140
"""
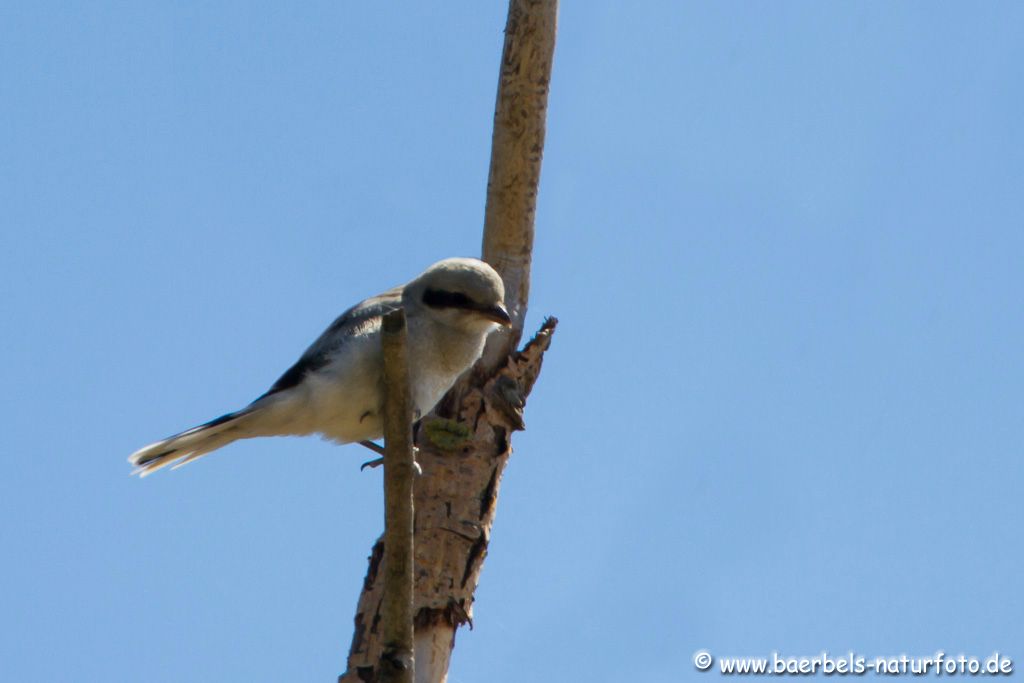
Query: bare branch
341 2 557 680
340 320 557 683
378 309 415 683
480 0 558 372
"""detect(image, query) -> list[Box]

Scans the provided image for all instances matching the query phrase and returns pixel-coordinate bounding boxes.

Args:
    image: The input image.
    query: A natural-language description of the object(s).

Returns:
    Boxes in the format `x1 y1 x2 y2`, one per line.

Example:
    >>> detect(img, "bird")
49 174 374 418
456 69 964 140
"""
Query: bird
128 257 511 477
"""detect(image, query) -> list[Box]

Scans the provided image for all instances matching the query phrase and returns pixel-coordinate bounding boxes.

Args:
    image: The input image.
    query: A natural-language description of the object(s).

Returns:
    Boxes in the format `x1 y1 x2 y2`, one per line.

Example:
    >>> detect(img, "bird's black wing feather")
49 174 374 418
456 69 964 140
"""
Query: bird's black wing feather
255 286 403 400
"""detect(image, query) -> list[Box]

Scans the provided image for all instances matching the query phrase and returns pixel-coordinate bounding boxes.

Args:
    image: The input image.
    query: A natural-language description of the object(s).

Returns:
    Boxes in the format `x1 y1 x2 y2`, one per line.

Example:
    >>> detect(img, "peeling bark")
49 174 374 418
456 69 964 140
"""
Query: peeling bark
340 319 556 683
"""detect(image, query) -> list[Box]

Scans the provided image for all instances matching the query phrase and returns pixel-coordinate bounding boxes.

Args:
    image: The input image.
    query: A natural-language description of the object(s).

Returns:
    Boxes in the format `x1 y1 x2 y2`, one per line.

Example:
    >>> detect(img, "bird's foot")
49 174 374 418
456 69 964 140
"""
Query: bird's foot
359 456 383 470
358 441 421 475
358 440 386 456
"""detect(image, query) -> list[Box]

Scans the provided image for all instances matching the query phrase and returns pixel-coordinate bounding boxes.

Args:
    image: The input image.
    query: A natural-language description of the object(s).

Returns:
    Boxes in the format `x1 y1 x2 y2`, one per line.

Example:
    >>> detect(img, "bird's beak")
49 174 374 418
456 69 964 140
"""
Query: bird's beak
482 304 513 327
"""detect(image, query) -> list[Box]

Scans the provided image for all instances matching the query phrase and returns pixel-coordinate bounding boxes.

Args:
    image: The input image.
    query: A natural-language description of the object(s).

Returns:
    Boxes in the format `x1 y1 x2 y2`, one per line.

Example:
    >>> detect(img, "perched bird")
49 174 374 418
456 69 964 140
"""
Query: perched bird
128 257 511 477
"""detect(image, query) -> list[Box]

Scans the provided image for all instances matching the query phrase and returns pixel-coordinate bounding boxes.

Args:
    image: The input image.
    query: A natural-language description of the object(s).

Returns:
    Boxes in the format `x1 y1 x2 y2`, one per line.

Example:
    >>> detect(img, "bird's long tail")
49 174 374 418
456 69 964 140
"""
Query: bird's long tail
128 407 260 477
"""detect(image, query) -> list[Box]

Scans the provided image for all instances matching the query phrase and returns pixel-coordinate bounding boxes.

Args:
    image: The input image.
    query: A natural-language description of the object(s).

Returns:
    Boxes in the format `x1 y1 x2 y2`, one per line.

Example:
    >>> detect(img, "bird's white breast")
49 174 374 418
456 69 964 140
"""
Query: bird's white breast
259 312 491 446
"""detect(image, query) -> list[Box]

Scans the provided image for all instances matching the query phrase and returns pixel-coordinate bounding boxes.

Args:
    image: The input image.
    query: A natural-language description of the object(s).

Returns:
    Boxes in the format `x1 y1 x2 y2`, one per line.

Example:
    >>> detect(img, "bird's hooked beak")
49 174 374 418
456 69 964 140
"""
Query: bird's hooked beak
481 303 513 327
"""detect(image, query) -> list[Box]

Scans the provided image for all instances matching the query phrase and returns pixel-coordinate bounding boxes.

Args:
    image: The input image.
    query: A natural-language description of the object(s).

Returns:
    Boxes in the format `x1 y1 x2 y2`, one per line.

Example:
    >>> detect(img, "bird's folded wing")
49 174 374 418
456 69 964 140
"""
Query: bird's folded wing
255 286 404 401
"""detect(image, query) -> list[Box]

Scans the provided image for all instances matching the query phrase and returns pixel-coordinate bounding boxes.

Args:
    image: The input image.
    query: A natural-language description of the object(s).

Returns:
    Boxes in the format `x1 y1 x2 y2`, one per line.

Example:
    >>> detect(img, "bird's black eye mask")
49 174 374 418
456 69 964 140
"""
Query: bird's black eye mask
422 288 475 310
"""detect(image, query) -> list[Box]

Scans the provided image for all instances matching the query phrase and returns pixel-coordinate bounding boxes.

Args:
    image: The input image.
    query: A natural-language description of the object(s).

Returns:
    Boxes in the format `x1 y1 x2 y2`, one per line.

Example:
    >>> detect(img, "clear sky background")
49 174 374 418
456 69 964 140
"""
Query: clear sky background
2 2 1022 681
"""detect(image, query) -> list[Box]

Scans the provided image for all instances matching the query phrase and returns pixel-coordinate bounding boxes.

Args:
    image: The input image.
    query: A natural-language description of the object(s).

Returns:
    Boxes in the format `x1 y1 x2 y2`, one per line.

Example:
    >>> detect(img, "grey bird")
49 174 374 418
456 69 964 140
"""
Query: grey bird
128 257 511 477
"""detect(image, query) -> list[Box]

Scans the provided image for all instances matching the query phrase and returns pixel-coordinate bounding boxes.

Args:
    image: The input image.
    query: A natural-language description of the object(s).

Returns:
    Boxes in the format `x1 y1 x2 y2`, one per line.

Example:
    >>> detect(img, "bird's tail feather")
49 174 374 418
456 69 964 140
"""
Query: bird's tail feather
128 408 258 477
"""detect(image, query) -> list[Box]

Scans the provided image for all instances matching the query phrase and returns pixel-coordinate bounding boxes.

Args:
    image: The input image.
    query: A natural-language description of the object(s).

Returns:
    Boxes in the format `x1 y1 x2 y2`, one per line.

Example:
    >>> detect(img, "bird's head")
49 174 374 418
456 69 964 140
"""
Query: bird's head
404 257 512 333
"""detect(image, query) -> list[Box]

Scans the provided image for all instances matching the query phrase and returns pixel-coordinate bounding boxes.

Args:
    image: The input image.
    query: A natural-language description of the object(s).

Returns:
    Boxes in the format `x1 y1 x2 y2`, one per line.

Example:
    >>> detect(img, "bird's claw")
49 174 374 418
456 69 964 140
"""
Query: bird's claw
360 457 384 471
359 448 422 476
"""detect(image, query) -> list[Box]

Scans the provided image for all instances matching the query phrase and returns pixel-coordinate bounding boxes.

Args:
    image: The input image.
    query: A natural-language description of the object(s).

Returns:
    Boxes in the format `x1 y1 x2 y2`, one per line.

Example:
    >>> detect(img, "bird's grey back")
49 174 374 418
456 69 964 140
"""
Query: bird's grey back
256 286 403 400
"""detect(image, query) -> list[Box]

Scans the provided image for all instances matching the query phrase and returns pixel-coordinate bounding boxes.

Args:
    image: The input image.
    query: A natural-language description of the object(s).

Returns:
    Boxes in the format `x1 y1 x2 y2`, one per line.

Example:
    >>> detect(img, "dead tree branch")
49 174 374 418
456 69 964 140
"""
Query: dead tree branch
340 2 557 681
480 0 559 372
378 309 415 683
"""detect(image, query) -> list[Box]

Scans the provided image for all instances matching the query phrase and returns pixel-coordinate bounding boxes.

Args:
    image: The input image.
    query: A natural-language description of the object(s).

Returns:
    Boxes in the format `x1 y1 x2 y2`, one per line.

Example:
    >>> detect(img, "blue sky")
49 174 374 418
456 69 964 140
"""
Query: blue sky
2 2 1022 681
